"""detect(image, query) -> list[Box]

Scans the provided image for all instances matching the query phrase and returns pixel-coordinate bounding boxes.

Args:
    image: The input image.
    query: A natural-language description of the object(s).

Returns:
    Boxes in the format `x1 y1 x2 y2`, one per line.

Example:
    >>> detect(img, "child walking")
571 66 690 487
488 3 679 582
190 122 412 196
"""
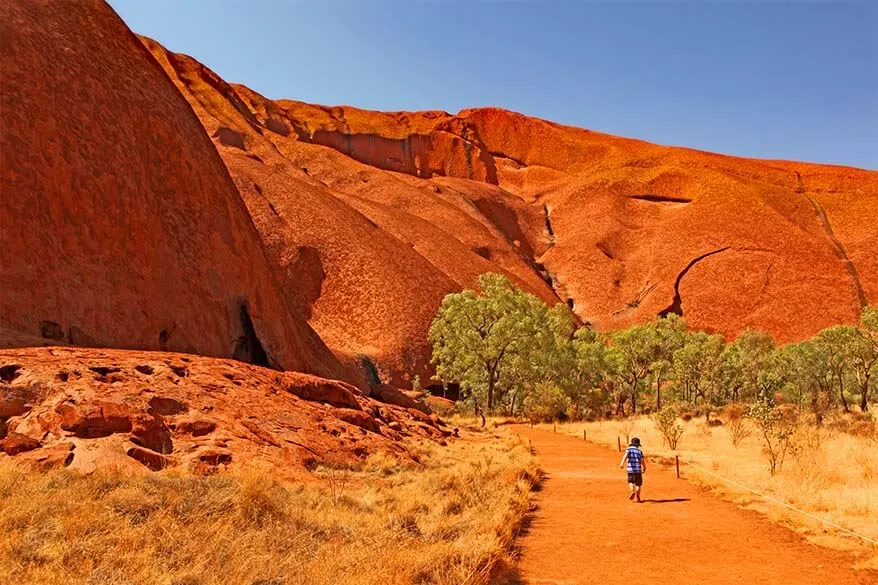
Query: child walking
619 437 646 502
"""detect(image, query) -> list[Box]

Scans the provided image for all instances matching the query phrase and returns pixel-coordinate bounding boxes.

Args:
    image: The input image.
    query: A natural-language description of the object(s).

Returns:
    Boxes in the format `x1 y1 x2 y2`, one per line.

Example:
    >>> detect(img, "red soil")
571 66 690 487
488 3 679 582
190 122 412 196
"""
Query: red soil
512 427 876 585
0 347 450 475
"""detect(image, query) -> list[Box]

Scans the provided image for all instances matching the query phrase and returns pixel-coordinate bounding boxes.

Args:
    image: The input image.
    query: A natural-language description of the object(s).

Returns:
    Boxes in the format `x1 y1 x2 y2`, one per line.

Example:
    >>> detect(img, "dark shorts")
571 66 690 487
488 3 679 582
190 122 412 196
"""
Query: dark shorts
627 472 643 486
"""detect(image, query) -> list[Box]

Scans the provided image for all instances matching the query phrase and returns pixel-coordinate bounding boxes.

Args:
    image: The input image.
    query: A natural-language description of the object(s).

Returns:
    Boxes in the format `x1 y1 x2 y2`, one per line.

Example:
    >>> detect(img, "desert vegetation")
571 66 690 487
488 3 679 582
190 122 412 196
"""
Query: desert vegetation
430 274 878 425
0 429 537 585
431 275 878 563
429 274 878 565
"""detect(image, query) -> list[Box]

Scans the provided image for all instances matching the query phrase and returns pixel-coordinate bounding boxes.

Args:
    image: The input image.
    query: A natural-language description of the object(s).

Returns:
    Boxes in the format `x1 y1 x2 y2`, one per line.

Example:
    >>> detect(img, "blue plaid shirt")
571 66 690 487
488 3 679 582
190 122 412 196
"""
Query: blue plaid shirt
626 446 644 473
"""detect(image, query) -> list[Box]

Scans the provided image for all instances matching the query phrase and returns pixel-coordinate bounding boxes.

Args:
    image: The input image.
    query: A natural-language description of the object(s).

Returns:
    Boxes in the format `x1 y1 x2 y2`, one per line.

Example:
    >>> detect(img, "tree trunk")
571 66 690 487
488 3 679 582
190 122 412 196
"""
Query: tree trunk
656 374 663 411
860 373 870 412
839 373 849 412
630 380 638 415
615 393 626 416
487 373 495 412
475 403 486 428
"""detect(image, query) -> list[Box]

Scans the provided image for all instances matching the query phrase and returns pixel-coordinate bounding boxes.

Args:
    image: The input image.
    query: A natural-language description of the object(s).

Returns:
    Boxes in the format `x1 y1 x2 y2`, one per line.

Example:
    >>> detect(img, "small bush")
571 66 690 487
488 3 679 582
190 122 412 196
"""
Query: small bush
653 408 684 450
724 404 752 447
523 382 570 423
748 400 795 475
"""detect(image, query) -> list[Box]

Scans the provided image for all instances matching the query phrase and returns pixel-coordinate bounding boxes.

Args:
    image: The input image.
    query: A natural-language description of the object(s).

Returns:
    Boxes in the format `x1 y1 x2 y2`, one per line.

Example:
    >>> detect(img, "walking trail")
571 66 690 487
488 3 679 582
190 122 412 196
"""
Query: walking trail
511 427 876 585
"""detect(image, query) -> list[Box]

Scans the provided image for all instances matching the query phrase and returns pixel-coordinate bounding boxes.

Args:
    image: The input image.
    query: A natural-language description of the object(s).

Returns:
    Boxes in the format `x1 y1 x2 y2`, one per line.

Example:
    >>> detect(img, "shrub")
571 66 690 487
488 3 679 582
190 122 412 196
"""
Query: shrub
653 407 684 450
724 404 752 447
748 400 796 475
619 418 636 443
522 382 570 423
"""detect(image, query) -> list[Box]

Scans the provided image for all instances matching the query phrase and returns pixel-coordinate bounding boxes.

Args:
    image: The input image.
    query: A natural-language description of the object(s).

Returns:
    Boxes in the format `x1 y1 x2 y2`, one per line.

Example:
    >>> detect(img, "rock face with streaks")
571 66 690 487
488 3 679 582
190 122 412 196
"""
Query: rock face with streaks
141 35 877 375
2 1 876 405
0 0 343 381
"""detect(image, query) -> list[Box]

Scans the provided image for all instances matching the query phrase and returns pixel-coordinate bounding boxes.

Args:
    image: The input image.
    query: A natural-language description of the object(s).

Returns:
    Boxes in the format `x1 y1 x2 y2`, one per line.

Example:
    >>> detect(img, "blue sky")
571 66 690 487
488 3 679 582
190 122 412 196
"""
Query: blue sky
109 1 876 169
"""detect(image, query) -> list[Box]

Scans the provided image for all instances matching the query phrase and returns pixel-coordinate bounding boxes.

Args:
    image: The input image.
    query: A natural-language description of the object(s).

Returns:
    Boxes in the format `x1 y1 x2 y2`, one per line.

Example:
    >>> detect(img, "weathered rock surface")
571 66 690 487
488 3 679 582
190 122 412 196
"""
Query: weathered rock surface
0 348 450 475
2 0 875 418
140 39 561 387
137 36 878 389
0 0 343 381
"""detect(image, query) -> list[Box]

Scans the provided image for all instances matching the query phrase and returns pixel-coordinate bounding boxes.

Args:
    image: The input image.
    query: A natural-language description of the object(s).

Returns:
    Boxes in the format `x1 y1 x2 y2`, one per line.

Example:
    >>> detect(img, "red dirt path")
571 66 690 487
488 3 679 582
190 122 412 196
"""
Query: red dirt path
511 427 876 585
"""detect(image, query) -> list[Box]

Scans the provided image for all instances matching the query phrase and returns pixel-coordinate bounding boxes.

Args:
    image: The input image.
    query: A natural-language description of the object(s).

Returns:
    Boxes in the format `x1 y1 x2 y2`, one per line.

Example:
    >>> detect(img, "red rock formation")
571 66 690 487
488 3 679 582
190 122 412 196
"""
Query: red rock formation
0 347 450 474
140 37 877 348
3 1 875 405
0 0 343 380
141 39 560 386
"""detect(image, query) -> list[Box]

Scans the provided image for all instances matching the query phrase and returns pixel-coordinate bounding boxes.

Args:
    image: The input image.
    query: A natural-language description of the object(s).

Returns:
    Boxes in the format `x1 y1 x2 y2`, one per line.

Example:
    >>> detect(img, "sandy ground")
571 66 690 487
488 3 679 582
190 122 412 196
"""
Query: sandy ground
510 427 876 585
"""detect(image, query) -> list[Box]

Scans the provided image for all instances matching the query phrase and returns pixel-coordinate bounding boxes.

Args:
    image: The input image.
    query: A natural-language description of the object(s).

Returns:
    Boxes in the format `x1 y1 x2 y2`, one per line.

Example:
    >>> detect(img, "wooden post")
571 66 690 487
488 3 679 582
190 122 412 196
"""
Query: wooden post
553 422 556 433
617 436 621 452
583 429 586 441
675 455 680 479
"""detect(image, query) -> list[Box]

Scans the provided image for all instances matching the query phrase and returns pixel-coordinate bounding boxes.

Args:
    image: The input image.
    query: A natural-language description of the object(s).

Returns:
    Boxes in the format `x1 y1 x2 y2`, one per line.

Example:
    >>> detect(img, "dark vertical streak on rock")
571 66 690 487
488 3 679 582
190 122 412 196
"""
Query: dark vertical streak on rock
797 177 867 308
659 247 731 317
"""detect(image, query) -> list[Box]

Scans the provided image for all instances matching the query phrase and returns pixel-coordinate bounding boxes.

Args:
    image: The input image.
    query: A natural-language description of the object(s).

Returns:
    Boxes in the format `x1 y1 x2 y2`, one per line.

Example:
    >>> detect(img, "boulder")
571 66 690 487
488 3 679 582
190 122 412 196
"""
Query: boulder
1 432 41 455
126 444 174 471
17 442 75 470
57 400 134 438
281 372 362 409
371 384 428 413
334 408 380 433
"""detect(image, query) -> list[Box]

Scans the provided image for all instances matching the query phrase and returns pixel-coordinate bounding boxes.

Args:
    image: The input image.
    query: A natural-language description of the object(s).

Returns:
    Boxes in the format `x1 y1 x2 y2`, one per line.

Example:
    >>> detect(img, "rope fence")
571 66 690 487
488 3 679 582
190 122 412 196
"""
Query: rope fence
593 431 878 547
676 456 878 547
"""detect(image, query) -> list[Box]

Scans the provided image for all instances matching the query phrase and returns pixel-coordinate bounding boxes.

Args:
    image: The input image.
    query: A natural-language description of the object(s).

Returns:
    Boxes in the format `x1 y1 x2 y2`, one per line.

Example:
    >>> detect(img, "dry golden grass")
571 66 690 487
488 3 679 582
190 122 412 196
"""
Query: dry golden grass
542 415 878 568
0 430 537 585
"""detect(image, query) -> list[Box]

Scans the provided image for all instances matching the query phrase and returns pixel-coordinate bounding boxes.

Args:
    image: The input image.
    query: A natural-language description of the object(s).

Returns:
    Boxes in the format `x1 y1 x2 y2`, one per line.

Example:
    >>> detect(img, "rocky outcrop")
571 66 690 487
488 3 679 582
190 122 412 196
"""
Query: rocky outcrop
141 38 560 386
2 1 875 408
0 0 343 380
138 36 878 361
0 347 452 475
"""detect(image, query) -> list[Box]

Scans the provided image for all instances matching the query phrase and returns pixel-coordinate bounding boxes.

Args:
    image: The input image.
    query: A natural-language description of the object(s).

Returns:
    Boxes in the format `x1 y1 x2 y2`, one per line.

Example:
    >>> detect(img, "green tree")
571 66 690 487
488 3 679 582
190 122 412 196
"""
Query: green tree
653 406 685 449
649 315 688 410
673 332 726 407
748 398 795 475
429 273 562 420
815 325 857 412
850 306 878 412
721 330 776 402
778 341 833 425
499 303 576 416
565 328 613 418
522 381 570 423
608 324 654 415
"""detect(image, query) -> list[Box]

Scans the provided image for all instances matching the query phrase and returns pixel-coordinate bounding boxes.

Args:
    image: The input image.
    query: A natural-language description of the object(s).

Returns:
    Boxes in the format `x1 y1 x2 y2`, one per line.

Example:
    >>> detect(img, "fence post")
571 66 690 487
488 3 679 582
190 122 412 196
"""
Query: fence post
675 455 680 479
553 422 556 433
583 429 586 441
617 436 621 452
